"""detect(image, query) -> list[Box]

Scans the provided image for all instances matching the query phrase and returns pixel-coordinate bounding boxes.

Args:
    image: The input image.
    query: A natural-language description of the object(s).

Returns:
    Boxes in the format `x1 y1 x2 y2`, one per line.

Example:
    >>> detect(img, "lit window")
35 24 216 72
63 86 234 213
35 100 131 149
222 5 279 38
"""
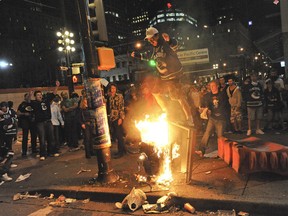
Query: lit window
167 18 175 22
176 18 184 21
219 20 222 24
158 19 165 23
176 13 184 16
227 29 230 32
167 13 175 17
157 14 164 18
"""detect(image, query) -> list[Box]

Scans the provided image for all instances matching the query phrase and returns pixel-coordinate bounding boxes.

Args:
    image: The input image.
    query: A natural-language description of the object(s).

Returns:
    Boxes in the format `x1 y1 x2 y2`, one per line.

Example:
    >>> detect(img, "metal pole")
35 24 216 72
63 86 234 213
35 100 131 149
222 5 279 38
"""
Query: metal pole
280 0 288 78
76 0 118 184
66 50 74 96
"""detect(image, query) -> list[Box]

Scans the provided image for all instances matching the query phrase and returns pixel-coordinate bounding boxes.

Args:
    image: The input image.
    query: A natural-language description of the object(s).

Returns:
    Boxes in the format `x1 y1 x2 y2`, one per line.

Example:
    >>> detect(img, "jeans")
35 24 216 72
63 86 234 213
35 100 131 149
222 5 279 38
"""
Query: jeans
36 121 56 157
199 117 225 153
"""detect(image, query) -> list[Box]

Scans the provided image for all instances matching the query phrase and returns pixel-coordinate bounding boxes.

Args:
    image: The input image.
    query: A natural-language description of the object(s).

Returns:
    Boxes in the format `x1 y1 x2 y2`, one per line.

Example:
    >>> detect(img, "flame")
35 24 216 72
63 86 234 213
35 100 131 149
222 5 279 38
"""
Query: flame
136 114 178 186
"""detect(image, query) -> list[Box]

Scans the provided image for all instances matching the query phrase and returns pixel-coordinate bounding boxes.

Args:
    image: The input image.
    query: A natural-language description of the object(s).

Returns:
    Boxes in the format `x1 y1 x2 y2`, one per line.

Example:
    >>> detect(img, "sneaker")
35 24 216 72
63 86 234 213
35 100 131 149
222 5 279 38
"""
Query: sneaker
40 156 45 161
247 130 252 136
2 173 12 182
10 164 18 168
53 153 60 157
256 129 265 135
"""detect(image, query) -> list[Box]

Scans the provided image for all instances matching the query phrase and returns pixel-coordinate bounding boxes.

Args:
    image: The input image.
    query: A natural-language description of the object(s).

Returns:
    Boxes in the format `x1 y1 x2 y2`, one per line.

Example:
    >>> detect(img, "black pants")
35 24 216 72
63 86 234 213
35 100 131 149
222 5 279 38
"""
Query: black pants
64 118 78 148
0 154 13 176
111 120 126 154
83 122 94 158
21 122 37 154
53 125 61 152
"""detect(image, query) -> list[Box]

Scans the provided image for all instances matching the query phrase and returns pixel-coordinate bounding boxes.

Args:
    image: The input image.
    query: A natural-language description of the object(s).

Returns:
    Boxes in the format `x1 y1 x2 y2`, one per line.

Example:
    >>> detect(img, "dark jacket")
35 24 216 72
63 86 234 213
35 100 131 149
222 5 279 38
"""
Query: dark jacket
242 82 264 107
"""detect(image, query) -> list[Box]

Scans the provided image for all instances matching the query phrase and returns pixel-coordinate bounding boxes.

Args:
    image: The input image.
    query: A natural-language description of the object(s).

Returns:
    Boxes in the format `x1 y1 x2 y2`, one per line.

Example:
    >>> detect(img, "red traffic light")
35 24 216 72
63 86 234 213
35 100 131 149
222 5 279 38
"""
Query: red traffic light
167 3 172 9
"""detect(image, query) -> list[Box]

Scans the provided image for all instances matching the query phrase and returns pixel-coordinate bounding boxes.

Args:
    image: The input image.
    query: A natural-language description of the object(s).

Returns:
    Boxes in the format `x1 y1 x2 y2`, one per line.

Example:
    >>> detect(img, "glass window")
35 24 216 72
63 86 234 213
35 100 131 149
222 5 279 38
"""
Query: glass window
167 18 175 22
167 13 175 17
157 14 164 18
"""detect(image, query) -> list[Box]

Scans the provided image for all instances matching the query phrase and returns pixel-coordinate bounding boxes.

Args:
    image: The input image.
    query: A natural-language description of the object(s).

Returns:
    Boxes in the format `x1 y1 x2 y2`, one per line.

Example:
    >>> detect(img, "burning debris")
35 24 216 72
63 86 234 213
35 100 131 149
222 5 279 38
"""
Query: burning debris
135 114 180 187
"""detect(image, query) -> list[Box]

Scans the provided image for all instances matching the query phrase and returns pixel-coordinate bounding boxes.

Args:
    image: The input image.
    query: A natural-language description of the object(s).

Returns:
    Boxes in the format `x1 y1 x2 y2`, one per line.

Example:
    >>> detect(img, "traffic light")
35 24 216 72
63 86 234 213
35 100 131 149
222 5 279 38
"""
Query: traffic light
88 0 108 42
149 59 156 67
97 47 116 70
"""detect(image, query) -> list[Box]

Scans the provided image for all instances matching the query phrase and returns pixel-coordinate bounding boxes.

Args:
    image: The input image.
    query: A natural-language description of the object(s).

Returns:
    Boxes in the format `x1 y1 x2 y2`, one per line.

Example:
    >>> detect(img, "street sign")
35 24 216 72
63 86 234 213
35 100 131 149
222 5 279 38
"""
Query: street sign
59 66 69 71
177 48 209 65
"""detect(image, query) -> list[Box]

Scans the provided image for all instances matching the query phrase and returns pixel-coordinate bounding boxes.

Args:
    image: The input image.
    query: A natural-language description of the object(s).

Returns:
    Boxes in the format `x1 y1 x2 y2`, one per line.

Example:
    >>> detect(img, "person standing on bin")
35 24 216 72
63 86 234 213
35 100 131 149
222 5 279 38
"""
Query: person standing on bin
131 27 193 126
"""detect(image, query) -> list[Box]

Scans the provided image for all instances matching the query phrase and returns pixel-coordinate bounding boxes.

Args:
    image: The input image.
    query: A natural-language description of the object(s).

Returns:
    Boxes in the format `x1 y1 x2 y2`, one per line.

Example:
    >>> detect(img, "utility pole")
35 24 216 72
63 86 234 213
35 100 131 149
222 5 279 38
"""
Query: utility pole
280 0 288 78
75 0 118 184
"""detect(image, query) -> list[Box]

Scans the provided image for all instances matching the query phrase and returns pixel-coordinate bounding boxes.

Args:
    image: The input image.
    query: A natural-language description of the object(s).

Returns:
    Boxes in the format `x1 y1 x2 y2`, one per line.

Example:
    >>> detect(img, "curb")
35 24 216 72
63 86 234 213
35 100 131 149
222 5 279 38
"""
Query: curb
28 187 288 215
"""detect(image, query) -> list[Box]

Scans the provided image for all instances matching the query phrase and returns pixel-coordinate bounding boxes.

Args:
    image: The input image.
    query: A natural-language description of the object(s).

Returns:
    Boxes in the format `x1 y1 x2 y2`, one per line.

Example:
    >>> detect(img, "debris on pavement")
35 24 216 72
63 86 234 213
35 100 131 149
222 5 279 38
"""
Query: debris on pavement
0 181 4 186
44 194 54 199
205 171 212 175
82 198 90 204
77 168 91 175
13 192 41 201
184 203 196 213
115 187 147 212
142 192 177 213
65 198 76 203
238 211 249 216
208 209 236 216
15 173 32 182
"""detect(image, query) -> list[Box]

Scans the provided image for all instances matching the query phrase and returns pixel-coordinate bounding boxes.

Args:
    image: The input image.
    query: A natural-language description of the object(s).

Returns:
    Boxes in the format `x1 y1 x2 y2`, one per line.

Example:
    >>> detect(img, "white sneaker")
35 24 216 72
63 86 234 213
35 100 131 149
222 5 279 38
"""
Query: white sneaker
40 157 45 161
247 130 252 136
10 164 18 168
256 129 265 135
53 153 60 157
2 173 12 182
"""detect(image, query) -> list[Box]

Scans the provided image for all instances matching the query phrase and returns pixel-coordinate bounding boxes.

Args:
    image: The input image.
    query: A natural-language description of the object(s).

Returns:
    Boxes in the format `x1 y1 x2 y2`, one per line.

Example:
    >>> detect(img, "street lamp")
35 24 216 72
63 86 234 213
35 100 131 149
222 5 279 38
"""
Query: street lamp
57 29 76 95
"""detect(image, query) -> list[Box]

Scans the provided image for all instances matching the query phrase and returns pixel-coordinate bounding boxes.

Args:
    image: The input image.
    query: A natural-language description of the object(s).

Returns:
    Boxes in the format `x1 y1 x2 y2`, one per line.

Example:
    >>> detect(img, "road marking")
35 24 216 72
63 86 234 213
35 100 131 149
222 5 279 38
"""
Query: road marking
28 206 54 216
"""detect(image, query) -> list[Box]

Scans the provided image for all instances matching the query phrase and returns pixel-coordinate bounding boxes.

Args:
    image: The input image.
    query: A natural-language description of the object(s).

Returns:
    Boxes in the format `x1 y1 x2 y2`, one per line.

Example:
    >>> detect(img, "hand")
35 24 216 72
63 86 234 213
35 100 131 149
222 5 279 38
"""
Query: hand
55 80 60 87
118 118 123 125
81 124 86 129
131 51 135 58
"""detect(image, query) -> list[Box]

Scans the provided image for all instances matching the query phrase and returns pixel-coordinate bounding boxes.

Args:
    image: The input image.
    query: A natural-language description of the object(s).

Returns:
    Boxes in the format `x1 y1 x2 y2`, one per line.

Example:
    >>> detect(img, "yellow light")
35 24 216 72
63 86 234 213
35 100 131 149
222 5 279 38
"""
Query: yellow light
65 31 69 36
56 32 62 37
71 47 76 52
58 47 63 52
69 32 74 37
66 46 71 51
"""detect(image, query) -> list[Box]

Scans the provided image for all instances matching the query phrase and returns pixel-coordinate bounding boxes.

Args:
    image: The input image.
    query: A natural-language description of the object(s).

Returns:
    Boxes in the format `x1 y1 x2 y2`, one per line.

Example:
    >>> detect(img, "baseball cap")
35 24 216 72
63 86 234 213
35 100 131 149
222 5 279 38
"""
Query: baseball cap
144 27 159 40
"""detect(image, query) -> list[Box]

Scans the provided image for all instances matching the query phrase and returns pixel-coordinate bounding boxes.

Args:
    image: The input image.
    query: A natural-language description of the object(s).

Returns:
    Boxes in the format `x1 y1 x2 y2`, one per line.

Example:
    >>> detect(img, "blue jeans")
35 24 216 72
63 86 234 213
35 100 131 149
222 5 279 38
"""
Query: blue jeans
199 117 225 153
36 121 56 157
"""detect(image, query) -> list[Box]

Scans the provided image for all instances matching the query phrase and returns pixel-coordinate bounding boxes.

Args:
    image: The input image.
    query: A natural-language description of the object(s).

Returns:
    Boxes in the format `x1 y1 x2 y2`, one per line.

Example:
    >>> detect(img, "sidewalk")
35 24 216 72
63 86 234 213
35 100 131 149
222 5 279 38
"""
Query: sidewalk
1 131 288 215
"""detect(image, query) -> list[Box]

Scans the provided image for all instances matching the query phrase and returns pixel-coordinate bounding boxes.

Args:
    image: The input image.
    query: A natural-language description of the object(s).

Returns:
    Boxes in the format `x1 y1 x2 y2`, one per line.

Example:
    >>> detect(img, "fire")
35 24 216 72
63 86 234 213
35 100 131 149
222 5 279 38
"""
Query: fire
136 114 179 186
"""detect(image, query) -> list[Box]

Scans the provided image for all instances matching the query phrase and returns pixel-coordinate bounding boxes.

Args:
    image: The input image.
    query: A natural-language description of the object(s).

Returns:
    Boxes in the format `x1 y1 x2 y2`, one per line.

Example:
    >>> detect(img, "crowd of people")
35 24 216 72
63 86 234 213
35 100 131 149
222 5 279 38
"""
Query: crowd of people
1 25 288 182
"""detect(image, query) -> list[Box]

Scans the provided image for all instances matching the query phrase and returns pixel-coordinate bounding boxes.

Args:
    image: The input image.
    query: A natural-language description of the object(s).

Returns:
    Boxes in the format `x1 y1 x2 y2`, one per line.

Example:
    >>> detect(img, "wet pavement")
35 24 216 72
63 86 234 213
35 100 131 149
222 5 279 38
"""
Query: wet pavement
1 129 288 215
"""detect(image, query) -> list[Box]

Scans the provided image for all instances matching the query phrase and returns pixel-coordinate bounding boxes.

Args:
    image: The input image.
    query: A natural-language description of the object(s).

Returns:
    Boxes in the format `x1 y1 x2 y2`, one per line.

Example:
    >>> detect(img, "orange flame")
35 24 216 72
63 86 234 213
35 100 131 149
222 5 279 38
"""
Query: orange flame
136 114 178 186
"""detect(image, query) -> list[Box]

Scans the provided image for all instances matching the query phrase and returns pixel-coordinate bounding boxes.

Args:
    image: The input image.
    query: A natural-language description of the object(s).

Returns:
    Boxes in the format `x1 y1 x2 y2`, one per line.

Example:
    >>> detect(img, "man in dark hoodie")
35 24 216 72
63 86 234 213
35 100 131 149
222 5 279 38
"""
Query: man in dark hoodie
131 27 193 126
242 72 265 136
